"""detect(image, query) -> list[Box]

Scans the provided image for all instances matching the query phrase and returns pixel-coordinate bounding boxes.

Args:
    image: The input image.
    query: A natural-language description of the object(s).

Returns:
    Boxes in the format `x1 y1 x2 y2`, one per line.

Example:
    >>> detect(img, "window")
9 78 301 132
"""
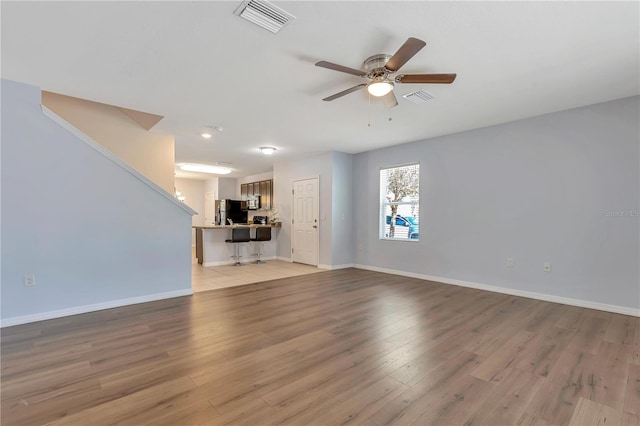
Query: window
380 163 420 241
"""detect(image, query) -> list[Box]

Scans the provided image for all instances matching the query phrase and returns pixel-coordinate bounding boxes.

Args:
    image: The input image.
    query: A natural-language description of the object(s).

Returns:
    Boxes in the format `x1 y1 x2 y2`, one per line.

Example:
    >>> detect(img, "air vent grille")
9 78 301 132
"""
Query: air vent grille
402 90 434 104
234 0 295 33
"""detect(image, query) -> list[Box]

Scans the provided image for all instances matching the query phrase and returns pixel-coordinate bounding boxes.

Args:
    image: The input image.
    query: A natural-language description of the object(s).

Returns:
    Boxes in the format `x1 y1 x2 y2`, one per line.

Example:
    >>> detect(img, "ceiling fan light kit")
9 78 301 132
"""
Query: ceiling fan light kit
316 37 456 108
367 81 393 97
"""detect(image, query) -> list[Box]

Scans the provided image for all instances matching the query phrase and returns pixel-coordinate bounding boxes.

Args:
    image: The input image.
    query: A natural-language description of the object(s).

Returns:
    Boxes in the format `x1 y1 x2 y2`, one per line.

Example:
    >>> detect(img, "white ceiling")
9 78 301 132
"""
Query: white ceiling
2 1 638 179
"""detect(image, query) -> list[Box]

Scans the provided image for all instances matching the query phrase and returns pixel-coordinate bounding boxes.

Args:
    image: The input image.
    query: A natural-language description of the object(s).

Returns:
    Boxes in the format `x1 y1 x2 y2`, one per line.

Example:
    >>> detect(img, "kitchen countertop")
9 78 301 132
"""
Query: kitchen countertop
193 223 282 230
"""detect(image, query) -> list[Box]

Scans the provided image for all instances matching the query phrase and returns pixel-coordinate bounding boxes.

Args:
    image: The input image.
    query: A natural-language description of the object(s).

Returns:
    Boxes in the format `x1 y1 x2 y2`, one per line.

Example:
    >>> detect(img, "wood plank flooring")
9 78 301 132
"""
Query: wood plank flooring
1 268 638 425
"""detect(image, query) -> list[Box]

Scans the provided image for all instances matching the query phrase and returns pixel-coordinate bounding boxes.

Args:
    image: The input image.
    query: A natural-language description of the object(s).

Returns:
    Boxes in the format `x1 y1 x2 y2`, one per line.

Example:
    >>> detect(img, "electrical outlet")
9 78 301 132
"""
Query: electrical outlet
23 274 35 287
543 263 552 272
506 258 514 267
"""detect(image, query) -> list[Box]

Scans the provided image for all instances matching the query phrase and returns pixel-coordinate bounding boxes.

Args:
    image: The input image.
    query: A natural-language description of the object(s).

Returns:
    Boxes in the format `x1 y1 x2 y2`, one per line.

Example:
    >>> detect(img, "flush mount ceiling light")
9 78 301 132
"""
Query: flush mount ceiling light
259 146 277 155
200 132 212 139
367 81 393 97
179 163 232 174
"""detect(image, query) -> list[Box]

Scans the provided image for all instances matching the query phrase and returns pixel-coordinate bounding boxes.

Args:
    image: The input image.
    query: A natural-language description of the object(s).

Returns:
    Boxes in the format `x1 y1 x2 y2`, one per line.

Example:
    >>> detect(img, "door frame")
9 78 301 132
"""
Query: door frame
291 176 319 266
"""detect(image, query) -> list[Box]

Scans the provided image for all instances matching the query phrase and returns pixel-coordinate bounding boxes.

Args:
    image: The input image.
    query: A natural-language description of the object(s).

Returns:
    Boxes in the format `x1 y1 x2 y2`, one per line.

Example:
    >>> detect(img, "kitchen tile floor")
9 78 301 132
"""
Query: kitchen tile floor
191 247 323 292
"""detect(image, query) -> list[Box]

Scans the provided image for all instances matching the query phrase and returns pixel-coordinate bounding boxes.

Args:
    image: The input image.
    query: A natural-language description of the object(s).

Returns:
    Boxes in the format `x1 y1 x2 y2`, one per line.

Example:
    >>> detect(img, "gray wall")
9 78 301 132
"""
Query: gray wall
1 79 193 323
354 96 639 310
331 151 354 267
273 152 334 265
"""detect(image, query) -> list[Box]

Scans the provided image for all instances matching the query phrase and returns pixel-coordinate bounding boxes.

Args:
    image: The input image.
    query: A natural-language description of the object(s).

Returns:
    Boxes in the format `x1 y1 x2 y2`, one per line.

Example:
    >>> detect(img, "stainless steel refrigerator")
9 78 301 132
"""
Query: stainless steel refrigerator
215 199 248 225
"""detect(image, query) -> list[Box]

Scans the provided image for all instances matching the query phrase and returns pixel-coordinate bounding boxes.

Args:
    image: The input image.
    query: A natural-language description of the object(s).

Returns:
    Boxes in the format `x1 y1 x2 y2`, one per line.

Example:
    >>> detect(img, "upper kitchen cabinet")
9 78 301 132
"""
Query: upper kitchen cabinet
241 179 273 210
259 180 272 210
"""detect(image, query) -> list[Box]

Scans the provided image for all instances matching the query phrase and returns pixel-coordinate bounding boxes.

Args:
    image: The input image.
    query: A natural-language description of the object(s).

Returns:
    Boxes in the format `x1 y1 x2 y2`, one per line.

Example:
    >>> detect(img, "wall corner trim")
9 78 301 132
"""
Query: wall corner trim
0 289 194 328
41 105 197 216
354 264 640 317
318 263 355 270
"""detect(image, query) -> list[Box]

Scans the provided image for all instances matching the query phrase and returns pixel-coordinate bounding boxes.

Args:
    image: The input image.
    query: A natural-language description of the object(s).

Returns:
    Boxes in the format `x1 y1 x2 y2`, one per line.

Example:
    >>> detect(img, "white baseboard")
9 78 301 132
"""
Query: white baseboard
276 256 292 262
1 289 194 328
203 256 277 267
354 264 640 317
318 263 355 270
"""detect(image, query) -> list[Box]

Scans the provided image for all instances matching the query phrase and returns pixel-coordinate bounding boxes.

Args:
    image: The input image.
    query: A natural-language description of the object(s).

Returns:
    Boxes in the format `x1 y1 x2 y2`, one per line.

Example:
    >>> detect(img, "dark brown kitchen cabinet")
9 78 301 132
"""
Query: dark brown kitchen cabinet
260 180 272 210
240 179 273 209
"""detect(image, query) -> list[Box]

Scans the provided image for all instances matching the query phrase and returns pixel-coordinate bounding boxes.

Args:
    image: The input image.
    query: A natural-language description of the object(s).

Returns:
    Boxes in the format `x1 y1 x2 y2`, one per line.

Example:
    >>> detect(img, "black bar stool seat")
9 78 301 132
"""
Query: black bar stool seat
250 227 272 264
225 227 251 266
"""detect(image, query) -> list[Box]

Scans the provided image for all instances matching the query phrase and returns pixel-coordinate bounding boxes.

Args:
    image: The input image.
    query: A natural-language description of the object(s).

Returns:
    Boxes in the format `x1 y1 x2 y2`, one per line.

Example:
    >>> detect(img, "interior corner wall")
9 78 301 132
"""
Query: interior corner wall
41 91 175 194
1 79 193 324
204 178 219 197
354 96 640 311
175 178 205 244
273 152 334 264
331 152 354 267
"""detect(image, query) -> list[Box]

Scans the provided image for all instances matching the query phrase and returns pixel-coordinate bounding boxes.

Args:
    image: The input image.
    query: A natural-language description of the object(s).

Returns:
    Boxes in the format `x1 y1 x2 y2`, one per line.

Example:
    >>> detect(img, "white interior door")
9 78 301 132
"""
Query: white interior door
292 178 319 266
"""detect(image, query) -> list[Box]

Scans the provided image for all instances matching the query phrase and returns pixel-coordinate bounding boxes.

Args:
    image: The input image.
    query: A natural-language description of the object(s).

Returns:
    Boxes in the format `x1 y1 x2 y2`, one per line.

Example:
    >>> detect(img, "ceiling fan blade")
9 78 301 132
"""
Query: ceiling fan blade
384 37 427 72
322 84 367 101
382 91 398 109
396 73 457 84
315 61 367 77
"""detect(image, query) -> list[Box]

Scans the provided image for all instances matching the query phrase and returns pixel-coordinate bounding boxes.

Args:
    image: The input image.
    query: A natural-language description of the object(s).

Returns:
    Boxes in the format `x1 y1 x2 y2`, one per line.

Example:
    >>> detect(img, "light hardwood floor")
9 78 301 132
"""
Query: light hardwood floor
1 269 638 425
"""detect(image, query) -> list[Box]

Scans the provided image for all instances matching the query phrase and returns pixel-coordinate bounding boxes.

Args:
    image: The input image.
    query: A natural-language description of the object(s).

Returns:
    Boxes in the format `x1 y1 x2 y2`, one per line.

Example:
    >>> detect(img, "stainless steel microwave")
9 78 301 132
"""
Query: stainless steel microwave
247 195 261 210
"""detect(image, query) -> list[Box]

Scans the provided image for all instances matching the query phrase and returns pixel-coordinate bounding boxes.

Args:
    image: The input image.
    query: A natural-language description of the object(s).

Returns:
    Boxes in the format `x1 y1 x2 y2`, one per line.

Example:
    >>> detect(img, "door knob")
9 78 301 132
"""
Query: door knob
313 225 318 229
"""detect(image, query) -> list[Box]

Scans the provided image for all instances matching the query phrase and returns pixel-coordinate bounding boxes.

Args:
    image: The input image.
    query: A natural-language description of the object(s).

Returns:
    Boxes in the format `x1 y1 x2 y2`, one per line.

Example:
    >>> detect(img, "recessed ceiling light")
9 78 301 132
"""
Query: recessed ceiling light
179 163 232 174
201 133 212 139
259 146 276 155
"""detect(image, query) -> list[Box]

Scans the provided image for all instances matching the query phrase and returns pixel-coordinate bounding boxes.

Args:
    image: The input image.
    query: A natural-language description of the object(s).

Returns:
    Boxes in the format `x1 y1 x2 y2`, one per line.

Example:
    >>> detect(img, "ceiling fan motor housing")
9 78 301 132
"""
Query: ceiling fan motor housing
364 54 393 80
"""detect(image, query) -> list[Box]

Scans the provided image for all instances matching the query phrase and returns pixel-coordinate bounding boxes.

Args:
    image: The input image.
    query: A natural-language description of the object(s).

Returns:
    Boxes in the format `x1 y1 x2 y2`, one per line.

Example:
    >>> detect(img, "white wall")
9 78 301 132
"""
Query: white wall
354 96 640 312
1 79 194 325
218 177 238 199
175 178 205 244
204 177 219 196
41 91 176 194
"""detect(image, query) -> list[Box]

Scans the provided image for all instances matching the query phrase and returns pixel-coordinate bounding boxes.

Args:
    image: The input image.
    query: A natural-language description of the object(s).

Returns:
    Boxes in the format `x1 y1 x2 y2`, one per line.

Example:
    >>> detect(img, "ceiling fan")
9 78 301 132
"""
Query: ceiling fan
315 37 456 108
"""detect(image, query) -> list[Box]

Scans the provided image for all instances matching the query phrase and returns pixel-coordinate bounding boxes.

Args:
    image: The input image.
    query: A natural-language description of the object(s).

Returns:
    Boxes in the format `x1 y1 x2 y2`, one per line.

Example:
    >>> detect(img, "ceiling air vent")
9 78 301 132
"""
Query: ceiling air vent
234 0 295 34
402 90 435 104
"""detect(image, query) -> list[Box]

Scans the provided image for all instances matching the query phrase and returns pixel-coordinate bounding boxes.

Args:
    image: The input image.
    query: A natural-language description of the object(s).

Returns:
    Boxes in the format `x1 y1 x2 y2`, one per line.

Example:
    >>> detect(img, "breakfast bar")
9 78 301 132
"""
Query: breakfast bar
193 223 281 266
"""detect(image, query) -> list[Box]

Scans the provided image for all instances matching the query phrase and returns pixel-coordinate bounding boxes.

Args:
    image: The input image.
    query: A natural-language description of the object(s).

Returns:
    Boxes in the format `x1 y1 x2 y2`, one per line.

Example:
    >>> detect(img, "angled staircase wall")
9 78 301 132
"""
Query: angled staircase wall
1 79 195 327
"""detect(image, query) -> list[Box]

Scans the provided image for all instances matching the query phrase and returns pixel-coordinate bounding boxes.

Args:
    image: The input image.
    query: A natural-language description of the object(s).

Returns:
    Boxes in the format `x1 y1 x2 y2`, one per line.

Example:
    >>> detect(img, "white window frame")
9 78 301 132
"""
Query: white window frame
379 163 420 242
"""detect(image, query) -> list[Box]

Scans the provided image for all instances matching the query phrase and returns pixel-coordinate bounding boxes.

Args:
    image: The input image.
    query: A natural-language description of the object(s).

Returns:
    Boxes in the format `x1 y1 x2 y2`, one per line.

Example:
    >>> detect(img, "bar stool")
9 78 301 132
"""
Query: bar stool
225 227 250 266
250 227 271 264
